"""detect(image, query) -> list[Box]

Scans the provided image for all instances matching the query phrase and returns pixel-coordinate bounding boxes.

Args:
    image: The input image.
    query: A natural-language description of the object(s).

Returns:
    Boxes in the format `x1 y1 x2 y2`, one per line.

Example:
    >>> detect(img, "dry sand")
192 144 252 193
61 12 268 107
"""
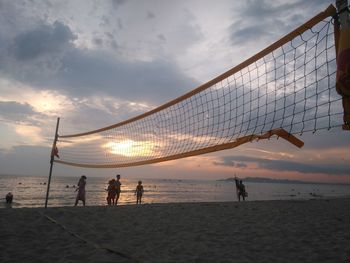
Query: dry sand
1 198 350 263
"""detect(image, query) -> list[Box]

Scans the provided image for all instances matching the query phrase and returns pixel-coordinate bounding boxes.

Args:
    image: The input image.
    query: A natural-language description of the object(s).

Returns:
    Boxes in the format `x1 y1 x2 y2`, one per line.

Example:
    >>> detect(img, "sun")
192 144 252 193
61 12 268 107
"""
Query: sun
102 139 155 157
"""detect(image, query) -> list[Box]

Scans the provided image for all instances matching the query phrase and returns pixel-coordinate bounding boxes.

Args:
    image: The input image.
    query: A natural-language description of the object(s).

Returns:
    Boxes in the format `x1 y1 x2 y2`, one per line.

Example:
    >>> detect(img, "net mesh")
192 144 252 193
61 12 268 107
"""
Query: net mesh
55 7 343 168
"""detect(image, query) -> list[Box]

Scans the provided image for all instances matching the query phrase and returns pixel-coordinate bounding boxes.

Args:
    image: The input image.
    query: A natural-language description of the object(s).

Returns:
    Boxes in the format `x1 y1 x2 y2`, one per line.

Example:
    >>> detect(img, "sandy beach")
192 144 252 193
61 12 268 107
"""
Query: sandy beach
1 198 349 263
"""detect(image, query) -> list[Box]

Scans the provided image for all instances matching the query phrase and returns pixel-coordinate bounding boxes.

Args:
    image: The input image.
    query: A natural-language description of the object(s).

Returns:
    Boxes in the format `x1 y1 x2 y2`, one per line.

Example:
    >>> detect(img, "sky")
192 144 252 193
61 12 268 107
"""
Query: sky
0 0 349 183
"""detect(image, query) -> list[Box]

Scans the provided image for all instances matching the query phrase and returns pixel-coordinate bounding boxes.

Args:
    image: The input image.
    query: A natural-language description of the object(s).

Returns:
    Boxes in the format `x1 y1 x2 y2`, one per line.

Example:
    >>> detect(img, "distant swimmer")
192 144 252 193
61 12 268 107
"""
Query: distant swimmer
6 192 13 204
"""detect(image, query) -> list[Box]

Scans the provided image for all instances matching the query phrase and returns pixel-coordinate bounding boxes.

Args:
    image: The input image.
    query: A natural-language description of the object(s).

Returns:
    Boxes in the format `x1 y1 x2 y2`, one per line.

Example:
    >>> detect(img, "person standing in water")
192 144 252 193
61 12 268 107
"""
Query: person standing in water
106 179 117 206
135 181 144 204
114 174 121 205
75 175 87 206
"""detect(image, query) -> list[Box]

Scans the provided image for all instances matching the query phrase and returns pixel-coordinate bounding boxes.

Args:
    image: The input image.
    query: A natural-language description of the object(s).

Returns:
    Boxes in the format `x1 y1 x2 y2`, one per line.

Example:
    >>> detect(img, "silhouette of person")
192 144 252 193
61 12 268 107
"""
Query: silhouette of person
106 179 117 205
238 180 247 201
75 175 87 206
114 174 121 205
234 177 247 201
234 177 240 200
6 192 13 204
135 181 144 204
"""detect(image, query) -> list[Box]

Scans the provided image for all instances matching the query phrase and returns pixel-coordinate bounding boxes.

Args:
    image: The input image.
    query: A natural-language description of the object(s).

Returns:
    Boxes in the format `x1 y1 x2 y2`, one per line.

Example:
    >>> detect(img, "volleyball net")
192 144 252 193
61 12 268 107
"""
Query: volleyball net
54 4 349 168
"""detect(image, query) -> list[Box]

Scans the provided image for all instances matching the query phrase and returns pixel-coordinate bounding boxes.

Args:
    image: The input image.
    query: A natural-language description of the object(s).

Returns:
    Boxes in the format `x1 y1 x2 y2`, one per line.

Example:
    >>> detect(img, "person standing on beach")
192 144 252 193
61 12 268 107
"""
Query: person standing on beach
238 180 247 201
106 179 117 205
234 177 240 200
75 175 87 206
135 181 144 204
234 177 247 202
114 174 121 205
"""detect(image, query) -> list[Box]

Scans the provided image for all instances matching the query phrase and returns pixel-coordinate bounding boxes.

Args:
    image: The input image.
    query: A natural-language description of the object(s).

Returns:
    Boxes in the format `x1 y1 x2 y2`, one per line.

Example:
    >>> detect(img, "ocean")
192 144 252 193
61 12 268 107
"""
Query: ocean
1 174 350 208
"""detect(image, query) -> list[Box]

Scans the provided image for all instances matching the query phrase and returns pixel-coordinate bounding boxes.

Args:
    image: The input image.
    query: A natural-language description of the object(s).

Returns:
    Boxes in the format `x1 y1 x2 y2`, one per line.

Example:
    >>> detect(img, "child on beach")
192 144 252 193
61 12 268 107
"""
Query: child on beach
75 175 87 206
5 192 13 204
106 179 117 205
135 181 144 204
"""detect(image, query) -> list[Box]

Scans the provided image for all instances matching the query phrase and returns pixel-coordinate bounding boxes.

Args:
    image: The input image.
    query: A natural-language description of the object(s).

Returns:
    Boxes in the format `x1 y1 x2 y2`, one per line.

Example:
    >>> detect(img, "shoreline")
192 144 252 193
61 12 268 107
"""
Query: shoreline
2 194 350 209
1 198 349 262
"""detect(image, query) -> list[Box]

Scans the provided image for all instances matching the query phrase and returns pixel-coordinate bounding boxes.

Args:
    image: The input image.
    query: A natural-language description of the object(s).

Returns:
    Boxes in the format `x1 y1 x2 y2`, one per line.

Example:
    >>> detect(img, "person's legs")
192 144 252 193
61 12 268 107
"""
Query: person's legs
115 192 120 205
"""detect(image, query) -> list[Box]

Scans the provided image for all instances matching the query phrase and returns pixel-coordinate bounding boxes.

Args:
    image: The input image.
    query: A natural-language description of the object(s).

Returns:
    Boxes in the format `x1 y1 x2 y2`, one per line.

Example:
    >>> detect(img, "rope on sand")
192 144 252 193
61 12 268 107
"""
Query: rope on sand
38 211 142 263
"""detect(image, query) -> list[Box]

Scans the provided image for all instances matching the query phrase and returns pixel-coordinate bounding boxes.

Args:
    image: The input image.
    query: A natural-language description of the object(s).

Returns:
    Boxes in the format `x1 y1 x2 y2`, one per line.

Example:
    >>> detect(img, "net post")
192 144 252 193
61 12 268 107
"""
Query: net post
45 117 60 208
335 0 350 130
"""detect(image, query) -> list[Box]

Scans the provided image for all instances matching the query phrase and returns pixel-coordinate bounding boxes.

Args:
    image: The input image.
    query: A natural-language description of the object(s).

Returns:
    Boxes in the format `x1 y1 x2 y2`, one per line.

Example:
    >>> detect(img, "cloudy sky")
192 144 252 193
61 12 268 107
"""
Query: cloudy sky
1 0 349 183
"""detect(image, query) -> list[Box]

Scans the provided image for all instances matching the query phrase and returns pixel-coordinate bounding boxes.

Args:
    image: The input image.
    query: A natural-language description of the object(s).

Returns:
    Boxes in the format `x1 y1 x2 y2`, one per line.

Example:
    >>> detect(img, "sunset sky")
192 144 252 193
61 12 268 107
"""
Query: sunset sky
1 0 349 183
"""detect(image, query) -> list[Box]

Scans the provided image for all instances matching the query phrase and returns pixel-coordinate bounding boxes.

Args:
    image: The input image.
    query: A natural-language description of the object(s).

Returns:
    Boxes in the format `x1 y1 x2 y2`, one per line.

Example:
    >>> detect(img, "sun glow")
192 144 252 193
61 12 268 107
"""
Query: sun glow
102 139 156 157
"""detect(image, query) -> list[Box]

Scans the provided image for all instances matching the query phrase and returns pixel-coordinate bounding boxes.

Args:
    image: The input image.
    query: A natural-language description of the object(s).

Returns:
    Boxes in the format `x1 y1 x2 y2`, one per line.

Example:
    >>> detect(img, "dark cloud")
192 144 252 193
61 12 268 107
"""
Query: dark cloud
100 15 110 27
230 23 272 45
214 155 350 176
301 131 350 149
111 0 127 10
92 37 103 46
56 48 197 104
60 100 147 134
117 18 123 30
0 145 51 176
147 11 156 19
158 34 166 41
1 20 198 105
213 160 247 168
229 0 333 46
241 0 300 18
105 32 114 39
11 21 76 61
0 101 37 122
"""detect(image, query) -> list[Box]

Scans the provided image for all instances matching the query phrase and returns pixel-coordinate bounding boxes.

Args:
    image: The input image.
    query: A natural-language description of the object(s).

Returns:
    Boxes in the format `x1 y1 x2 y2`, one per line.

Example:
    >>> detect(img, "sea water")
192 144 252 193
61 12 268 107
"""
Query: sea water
1 174 350 208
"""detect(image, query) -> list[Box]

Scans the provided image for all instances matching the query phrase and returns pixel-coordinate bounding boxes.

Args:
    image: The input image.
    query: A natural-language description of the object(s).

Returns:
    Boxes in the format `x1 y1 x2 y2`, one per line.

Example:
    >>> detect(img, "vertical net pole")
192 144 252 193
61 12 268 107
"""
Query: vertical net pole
45 117 60 208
